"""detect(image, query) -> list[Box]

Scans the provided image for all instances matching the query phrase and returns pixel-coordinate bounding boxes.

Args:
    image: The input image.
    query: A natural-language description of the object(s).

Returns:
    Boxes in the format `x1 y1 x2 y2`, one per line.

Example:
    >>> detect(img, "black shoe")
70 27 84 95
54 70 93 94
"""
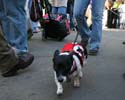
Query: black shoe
2 53 34 77
88 49 99 56
122 73 125 79
123 41 125 45
80 39 88 47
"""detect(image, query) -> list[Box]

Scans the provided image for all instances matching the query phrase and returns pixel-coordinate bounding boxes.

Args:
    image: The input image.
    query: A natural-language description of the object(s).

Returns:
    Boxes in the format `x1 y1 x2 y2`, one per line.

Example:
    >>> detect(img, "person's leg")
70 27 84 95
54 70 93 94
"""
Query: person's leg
28 0 40 33
0 1 19 76
0 0 34 77
52 7 58 14
117 13 120 29
0 28 18 75
89 0 105 52
58 7 67 15
69 3 75 29
0 31 34 77
114 10 119 28
0 0 28 55
107 9 113 28
74 0 90 45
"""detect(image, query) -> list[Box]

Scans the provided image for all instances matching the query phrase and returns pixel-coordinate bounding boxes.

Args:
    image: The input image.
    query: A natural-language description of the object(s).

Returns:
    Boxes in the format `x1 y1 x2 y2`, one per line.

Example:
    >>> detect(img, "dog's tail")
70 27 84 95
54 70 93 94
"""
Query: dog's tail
53 50 60 64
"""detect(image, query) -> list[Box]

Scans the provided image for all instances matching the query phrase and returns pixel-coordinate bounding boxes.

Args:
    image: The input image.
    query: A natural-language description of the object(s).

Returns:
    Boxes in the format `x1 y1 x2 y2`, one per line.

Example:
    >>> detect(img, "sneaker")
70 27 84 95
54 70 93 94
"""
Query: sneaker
88 49 99 56
71 28 76 31
32 27 40 33
2 53 34 77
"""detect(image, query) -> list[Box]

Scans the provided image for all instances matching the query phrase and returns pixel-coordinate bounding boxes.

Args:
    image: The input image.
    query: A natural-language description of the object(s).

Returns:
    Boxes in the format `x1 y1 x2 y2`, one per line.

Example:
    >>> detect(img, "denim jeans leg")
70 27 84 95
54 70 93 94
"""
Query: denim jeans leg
0 0 28 55
69 3 75 28
58 7 67 15
31 21 39 31
28 0 39 32
74 0 90 41
89 0 105 50
0 31 18 74
52 7 58 14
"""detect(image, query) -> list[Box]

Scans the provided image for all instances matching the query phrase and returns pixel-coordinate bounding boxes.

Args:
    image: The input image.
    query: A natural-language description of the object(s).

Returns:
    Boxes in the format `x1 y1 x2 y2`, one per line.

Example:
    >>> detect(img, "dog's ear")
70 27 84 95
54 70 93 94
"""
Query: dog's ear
54 50 60 57
69 51 73 61
53 50 60 63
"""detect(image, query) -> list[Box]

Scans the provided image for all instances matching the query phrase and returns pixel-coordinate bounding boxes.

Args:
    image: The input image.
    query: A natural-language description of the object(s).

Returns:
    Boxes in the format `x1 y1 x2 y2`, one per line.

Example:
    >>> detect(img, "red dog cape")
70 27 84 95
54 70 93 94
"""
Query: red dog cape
61 43 85 66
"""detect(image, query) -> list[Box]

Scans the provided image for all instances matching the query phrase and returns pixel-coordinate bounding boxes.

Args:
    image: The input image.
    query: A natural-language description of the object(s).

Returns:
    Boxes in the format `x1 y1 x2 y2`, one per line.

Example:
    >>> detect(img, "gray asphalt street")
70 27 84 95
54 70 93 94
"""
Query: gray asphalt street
0 29 125 100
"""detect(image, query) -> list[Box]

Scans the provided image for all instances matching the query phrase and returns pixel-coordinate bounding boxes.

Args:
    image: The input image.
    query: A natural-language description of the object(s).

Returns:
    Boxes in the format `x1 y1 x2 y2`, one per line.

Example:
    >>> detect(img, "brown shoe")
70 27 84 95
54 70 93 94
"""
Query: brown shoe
2 53 34 77
88 49 99 56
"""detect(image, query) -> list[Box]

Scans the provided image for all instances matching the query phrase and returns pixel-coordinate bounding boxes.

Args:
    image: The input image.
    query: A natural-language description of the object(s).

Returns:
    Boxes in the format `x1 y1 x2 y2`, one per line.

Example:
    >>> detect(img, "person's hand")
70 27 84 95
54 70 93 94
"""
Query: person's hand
105 0 113 9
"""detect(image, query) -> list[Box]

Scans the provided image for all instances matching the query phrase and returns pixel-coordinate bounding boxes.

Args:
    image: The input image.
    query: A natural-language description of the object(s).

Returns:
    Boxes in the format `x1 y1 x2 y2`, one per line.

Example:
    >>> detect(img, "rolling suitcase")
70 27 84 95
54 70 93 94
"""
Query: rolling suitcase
29 0 70 41
42 14 70 41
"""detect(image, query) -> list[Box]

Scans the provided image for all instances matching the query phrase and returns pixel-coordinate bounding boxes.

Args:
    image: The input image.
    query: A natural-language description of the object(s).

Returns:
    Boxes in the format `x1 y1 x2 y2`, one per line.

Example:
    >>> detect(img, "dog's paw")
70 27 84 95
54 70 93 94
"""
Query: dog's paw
79 71 83 78
83 60 87 66
73 78 80 88
56 88 63 95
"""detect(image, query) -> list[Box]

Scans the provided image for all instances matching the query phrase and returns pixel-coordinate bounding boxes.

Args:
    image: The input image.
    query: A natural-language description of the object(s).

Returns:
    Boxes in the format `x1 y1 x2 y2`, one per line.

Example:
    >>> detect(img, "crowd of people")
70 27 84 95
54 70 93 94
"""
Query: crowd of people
0 0 125 78
105 0 125 29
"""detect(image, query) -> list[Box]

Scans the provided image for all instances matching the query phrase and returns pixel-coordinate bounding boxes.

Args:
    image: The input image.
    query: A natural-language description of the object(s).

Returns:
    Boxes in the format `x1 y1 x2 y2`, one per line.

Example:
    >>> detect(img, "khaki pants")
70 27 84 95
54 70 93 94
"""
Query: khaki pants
0 25 18 74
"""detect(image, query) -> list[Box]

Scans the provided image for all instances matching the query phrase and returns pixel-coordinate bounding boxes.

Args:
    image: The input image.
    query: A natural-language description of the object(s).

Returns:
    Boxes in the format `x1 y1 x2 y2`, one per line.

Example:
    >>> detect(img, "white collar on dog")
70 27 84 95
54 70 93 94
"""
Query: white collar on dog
59 52 70 55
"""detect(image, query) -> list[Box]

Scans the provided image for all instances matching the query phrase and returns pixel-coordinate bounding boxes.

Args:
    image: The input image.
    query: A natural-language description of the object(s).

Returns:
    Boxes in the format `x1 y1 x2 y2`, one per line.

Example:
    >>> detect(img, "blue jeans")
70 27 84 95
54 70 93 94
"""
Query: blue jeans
0 0 28 54
52 7 67 15
28 0 39 32
68 3 75 29
74 0 105 50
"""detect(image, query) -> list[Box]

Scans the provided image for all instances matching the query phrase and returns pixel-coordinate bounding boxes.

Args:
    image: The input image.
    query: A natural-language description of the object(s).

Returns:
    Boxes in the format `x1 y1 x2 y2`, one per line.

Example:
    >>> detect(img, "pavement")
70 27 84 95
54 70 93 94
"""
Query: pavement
0 29 125 100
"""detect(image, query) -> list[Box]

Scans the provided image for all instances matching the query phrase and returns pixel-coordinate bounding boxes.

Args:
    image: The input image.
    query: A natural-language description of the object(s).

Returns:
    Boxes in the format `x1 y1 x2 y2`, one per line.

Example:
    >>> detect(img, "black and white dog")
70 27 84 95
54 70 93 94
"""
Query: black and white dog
53 43 87 95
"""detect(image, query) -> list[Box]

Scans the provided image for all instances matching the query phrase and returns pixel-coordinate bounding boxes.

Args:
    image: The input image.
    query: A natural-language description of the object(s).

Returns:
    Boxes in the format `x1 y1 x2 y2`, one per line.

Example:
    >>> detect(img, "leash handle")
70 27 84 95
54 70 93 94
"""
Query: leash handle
107 9 120 17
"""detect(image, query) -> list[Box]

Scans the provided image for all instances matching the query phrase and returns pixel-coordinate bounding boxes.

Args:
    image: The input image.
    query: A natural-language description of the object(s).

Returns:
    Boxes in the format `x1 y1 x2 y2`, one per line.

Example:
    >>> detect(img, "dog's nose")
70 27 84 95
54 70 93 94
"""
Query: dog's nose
58 77 63 83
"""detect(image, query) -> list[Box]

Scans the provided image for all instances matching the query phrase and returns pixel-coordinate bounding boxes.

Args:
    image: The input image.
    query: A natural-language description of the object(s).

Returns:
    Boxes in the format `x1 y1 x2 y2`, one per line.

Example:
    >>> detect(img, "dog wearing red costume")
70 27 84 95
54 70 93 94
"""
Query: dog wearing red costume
53 42 87 95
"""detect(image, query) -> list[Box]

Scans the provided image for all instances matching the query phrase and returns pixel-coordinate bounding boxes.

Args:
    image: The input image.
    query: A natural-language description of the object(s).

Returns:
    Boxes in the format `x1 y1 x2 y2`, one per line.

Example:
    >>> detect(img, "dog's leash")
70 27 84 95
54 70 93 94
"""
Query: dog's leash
73 25 79 44
72 25 88 58
67 25 79 56
107 8 121 18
